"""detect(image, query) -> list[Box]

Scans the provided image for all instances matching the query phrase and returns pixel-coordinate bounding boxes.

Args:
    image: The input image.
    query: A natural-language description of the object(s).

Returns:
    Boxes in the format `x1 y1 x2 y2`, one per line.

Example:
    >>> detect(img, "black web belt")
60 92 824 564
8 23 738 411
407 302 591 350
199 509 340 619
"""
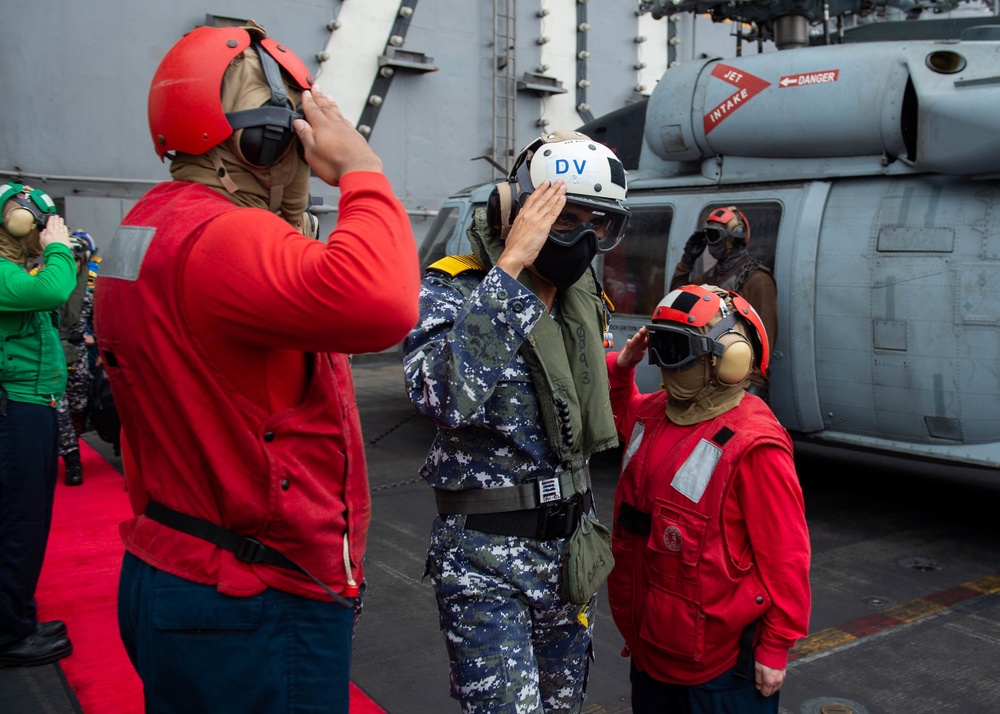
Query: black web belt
464 495 587 540
144 500 353 609
435 470 593 540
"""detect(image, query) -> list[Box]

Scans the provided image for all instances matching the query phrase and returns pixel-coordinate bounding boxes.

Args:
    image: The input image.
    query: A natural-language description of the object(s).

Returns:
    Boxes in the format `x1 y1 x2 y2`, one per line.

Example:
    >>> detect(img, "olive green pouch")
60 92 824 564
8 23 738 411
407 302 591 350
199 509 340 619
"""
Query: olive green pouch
562 513 614 605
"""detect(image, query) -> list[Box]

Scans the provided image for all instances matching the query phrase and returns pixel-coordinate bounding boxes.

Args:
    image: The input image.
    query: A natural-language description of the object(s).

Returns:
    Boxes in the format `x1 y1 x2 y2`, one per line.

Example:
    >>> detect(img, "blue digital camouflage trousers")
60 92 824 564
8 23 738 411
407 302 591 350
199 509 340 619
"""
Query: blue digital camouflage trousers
426 515 595 714
57 343 90 456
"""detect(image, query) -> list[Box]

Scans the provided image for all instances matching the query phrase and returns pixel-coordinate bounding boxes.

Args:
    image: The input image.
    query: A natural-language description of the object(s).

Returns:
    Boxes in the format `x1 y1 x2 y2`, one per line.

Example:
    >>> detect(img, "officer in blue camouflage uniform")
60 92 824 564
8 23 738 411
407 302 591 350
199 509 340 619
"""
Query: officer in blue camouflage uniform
404 130 630 714
56 231 95 485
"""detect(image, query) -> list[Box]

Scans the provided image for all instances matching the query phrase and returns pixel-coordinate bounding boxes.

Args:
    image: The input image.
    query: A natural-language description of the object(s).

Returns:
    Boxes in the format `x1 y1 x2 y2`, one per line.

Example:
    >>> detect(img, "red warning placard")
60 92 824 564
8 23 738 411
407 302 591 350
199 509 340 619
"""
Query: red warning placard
704 64 771 134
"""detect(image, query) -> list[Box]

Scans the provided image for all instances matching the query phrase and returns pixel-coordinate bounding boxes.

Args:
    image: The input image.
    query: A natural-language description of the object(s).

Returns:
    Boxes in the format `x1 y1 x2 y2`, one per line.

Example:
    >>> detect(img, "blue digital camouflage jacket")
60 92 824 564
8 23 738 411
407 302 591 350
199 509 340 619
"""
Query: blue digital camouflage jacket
403 265 565 491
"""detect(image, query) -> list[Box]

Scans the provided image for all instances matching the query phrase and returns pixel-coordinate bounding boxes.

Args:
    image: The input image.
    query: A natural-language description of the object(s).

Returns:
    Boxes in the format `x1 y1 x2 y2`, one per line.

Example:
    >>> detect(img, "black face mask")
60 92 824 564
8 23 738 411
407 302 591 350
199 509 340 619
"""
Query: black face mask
531 229 598 292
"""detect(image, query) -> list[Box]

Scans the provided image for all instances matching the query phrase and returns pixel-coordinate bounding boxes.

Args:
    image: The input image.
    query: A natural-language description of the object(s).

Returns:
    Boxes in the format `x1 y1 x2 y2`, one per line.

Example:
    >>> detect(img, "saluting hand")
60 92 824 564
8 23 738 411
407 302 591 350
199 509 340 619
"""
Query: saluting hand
40 215 71 250
495 180 566 279
616 326 648 368
293 86 383 186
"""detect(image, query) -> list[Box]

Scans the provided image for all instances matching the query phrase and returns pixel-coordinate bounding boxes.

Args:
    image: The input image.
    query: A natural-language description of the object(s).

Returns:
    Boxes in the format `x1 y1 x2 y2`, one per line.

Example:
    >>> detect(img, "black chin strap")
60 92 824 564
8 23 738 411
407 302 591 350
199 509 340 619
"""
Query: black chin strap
223 42 302 167
254 41 290 109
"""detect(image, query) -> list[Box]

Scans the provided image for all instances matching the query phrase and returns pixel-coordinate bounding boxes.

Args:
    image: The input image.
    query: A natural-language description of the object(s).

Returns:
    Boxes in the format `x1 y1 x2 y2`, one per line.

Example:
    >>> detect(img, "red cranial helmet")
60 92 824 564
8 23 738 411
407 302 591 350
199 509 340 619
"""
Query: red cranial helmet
705 206 750 247
647 284 769 384
147 25 314 163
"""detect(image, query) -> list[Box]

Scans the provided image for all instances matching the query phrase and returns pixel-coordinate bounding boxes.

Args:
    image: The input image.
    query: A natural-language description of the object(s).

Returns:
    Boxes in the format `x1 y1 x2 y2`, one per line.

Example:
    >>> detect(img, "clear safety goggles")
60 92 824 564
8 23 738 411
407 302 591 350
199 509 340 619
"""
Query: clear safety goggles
646 313 738 370
547 199 630 253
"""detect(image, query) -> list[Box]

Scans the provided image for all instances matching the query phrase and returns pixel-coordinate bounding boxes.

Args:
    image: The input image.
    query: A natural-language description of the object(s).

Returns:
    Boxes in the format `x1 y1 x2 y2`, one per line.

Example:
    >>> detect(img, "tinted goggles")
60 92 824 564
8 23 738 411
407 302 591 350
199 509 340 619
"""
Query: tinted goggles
548 200 630 253
694 226 739 245
646 313 738 369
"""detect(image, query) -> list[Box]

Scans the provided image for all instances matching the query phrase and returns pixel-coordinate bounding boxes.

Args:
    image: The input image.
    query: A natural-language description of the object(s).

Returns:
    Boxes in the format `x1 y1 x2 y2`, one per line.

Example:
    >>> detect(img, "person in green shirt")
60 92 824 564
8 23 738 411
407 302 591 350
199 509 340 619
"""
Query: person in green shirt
0 183 77 668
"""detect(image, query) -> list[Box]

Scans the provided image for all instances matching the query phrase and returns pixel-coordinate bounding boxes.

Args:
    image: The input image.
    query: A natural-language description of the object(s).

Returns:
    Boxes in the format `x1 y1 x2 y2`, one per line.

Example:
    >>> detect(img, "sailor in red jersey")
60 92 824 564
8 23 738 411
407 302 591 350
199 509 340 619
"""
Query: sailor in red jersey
605 284 810 714
92 21 419 714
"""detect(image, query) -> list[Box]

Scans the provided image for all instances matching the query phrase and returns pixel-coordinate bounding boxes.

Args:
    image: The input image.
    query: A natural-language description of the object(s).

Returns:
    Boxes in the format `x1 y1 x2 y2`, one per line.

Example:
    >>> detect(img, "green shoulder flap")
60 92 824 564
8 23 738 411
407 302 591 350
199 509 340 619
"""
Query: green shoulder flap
426 254 487 277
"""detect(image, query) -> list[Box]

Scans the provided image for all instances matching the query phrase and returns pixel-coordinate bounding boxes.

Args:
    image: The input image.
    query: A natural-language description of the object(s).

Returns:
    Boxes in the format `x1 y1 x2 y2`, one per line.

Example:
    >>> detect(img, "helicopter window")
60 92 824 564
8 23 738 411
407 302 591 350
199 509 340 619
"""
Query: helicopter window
599 206 673 317
696 202 781 274
418 205 463 270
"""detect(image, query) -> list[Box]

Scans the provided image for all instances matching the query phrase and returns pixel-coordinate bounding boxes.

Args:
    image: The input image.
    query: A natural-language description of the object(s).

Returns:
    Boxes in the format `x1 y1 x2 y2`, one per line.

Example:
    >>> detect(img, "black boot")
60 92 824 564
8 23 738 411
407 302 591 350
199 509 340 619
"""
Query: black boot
0 632 73 667
63 450 83 486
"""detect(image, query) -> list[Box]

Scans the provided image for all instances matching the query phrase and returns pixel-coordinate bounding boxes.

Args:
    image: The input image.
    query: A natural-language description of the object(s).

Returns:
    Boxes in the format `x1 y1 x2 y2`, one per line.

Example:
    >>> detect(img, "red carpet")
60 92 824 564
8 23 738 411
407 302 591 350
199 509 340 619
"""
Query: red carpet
36 440 387 713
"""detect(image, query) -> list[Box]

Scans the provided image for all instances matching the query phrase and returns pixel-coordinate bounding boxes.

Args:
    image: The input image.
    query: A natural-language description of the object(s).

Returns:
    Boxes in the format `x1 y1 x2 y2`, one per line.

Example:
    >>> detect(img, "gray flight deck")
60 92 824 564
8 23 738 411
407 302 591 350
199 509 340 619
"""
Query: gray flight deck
353 358 1000 714
3 357 1000 714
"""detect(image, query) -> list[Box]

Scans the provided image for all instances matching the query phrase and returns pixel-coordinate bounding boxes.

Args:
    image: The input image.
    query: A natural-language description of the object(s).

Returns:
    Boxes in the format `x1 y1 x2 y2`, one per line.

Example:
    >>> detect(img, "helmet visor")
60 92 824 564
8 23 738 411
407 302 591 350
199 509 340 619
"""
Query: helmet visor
548 198 630 253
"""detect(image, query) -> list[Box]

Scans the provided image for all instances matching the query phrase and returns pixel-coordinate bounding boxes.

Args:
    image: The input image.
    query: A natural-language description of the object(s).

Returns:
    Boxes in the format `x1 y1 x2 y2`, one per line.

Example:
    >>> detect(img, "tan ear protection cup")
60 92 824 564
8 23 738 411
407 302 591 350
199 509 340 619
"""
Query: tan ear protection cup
714 331 754 385
486 179 519 238
2 204 36 238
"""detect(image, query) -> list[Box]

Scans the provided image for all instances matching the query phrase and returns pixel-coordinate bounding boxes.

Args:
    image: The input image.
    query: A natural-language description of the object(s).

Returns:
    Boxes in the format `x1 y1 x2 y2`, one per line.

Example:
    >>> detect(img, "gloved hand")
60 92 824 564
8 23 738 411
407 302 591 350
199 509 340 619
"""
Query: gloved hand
681 230 706 265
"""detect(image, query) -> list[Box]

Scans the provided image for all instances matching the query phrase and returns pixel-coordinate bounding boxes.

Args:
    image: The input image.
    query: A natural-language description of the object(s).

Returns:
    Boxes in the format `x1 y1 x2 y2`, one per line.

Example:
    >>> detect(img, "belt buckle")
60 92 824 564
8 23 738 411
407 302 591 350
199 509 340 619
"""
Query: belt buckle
537 499 574 540
235 536 267 564
537 476 562 504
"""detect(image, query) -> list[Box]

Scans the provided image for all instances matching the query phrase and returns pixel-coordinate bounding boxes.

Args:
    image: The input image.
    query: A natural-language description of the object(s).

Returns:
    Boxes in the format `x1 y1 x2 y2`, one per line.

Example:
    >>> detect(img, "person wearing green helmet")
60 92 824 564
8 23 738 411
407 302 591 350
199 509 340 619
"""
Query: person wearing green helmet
0 183 76 668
